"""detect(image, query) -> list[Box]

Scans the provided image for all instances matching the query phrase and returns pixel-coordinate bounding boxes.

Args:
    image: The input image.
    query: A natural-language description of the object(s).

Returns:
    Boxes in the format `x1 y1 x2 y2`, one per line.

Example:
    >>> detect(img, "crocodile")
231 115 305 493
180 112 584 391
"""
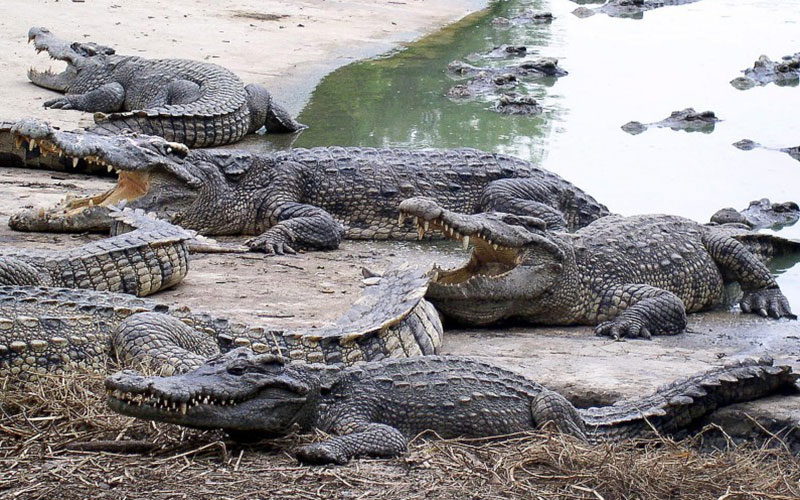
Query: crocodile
26 27 305 148
398 198 797 336
105 349 798 464
467 45 529 62
733 139 800 164
490 11 555 26
1 208 191 297
711 199 800 231
493 94 543 116
0 264 442 381
572 0 701 19
730 53 800 90
621 108 719 136
6 119 610 254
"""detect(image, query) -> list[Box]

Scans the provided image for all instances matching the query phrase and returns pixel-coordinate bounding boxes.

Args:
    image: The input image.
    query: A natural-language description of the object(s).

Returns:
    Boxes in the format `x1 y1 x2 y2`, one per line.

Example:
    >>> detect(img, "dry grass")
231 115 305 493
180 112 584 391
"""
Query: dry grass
1 372 799 500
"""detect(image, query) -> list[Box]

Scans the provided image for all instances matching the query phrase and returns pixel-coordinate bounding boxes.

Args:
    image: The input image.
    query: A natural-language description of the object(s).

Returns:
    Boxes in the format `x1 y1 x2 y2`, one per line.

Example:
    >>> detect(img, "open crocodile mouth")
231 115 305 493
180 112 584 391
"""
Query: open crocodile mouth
397 209 523 289
106 386 247 417
12 133 152 217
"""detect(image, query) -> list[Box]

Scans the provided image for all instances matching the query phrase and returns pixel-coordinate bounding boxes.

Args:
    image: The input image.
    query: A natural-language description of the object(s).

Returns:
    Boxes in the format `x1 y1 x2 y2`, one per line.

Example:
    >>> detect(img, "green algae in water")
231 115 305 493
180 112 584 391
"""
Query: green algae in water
271 0 560 164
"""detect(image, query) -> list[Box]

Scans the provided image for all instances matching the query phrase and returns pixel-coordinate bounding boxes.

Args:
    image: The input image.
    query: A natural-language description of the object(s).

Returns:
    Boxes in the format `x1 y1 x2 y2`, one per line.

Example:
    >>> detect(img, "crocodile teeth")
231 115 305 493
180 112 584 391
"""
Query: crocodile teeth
423 221 429 232
72 158 79 168
107 164 113 173
417 225 425 240
179 403 188 415
397 212 405 225
462 235 470 250
14 137 22 149
28 139 37 151
492 243 499 250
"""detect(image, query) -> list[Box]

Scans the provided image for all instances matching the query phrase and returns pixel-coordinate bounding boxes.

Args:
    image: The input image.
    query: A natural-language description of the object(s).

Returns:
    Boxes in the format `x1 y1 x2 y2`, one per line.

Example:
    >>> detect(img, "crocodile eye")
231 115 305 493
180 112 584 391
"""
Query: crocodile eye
227 366 246 376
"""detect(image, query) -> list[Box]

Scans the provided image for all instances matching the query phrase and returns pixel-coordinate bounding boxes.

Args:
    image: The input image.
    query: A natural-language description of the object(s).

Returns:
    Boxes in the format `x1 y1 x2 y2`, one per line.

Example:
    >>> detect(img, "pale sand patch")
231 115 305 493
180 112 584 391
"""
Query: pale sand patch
0 0 485 125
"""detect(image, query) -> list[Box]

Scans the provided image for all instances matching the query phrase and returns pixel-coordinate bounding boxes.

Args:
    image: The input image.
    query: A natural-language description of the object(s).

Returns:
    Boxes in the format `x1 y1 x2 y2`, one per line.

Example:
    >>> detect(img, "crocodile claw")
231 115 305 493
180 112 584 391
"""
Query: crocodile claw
245 226 297 255
43 97 75 109
294 442 349 465
741 288 795 319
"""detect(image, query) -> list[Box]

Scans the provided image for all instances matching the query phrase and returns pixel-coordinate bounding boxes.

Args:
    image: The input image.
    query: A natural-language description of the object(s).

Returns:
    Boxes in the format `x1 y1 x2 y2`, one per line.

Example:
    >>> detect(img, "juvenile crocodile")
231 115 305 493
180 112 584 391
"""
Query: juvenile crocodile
399 198 797 336
105 349 798 464
730 52 800 90
0 264 441 381
26 27 304 148
1 208 191 296
6 119 610 254
621 108 719 136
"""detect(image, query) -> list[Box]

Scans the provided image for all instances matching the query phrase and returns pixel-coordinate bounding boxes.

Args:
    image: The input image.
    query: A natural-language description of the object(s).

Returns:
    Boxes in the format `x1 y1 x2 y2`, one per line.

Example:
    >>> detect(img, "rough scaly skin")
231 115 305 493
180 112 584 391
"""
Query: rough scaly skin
0 208 190 296
0 264 442 381
105 350 798 464
5 119 610 254
399 198 797 336
26 27 304 147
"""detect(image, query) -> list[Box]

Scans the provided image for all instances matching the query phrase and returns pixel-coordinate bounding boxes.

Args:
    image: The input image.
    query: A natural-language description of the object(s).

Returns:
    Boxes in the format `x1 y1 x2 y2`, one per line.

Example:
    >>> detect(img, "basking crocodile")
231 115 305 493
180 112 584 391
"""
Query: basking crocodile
6 119 610 254
730 53 800 90
105 349 797 464
26 27 304 148
711 199 800 230
399 198 797 336
573 0 701 19
0 264 441 381
1 208 191 297
621 108 719 136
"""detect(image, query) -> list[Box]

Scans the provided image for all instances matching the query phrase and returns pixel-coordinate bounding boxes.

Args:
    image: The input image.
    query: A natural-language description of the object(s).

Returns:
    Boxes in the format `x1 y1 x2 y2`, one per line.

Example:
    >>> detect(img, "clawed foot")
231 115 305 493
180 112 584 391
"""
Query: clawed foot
741 288 796 319
245 226 297 255
595 317 652 340
294 442 348 465
43 97 76 109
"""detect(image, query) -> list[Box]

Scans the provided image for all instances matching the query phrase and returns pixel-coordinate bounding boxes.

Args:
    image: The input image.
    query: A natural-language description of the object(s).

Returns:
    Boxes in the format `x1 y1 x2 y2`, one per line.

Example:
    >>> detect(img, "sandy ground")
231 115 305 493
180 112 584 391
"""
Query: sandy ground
0 0 798 472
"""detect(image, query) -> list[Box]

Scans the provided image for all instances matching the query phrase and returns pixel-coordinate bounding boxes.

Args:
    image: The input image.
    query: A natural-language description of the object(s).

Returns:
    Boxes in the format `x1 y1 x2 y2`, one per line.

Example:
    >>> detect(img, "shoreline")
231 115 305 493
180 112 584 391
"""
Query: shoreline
0 0 487 127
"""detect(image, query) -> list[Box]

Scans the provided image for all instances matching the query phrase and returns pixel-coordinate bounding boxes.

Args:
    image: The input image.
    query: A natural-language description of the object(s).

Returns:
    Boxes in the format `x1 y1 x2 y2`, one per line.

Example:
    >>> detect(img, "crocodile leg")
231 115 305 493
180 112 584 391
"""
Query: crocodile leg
479 178 569 231
246 161 343 254
593 284 688 339
294 422 407 465
702 232 795 319
531 390 587 439
43 82 125 112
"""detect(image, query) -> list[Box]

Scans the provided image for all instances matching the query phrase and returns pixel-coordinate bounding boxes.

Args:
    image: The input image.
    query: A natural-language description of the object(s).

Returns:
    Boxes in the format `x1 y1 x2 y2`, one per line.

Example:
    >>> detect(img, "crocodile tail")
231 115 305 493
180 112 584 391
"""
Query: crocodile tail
244 84 307 134
579 357 798 442
733 232 800 263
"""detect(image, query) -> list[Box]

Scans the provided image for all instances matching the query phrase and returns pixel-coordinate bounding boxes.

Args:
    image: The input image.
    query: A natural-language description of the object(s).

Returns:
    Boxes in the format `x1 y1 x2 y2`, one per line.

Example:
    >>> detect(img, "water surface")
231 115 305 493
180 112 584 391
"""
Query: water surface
261 0 800 304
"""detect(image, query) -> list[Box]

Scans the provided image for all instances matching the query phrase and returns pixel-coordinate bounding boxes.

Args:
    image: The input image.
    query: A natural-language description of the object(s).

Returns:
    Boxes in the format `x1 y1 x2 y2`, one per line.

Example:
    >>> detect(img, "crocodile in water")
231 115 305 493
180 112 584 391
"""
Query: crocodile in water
105 349 798 464
573 0 701 19
26 27 304 147
398 198 797 336
6 119 610 254
621 108 719 135
0 264 441 381
730 52 800 90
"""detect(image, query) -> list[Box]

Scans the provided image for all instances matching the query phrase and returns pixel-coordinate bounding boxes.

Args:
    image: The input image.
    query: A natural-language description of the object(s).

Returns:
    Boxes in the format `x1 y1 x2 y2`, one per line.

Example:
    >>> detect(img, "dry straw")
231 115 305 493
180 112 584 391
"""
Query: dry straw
1 371 798 500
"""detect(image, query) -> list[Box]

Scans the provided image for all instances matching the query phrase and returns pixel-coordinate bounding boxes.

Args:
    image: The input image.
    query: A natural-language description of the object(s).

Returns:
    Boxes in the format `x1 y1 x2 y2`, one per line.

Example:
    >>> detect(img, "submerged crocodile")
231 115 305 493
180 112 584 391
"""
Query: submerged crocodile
0 264 441 381
105 349 797 464
573 0 701 19
733 139 800 164
26 27 304 148
730 53 800 90
711 199 800 231
6 119 610 254
1 208 191 297
621 108 719 136
491 11 554 26
447 59 567 100
399 198 797 336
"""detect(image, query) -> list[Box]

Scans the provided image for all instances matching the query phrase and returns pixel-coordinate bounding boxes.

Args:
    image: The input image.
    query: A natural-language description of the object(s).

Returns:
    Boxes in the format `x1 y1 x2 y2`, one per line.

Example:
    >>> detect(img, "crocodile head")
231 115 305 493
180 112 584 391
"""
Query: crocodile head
8 119 199 232
106 349 321 432
398 197 567 325
27 27 119 93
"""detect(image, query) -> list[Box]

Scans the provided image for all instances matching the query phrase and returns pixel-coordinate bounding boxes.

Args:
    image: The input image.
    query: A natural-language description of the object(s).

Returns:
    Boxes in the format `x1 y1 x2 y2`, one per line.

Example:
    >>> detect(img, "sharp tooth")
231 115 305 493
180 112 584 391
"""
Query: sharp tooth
107 164 113 172
179 403 187 415
462 235 470 250
492 243 499 250
72 158 79 168
423 221 429 232
88 199 94 206
397 212 405 225
417 225 425 240
28 139 37 151
203 396 209 404
413 216 419 226
228 399 234 405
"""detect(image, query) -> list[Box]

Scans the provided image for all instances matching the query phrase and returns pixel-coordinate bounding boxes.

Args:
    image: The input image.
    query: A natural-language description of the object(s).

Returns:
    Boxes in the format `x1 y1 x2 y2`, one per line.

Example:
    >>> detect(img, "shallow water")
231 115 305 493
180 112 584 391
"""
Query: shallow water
261 0 800 305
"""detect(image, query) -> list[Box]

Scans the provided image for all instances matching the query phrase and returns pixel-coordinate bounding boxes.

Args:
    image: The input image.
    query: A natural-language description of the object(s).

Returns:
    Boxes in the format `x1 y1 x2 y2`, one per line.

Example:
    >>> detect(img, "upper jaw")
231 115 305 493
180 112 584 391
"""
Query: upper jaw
27 27 81 90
